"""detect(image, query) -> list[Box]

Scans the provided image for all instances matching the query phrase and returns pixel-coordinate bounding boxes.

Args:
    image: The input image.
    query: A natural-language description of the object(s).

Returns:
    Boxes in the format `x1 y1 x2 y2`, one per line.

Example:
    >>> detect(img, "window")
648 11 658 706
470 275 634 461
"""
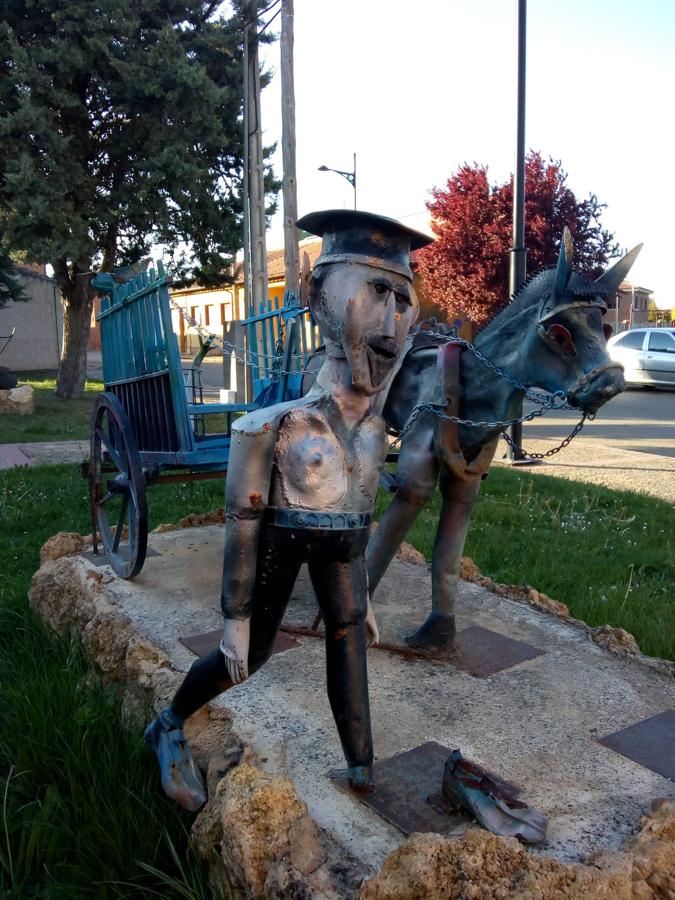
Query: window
648 332 675 352
204 305 211 327
619 331 646 350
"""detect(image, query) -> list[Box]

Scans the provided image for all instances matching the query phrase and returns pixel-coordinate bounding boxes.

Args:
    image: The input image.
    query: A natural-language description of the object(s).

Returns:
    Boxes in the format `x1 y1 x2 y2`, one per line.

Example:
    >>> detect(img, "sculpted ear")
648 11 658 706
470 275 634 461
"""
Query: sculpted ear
410 286 420 325
545 322 577 356
593 243 643 294
552 227 574 306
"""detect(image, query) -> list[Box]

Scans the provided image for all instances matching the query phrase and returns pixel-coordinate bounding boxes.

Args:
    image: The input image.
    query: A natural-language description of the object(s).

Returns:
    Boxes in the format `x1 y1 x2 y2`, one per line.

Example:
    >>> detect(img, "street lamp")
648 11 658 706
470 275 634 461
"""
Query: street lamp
318 152 357 209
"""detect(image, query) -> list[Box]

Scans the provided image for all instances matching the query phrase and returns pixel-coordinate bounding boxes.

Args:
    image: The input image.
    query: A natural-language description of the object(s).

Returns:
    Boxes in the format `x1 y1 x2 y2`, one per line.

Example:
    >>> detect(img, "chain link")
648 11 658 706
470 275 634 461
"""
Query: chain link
171 307 590 458
169 298 312 373
392 327 592 456
501 414 590 459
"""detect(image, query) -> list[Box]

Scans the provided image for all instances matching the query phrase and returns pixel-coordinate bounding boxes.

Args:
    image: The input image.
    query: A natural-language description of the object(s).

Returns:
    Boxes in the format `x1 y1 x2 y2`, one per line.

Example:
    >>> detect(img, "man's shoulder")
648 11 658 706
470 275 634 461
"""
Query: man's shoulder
232 393 325 437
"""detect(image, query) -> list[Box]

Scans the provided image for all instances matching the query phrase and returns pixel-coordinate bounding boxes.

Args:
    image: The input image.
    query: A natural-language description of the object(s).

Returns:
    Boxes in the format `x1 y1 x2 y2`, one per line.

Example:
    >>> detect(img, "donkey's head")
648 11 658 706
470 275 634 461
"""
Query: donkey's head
524 228 641 414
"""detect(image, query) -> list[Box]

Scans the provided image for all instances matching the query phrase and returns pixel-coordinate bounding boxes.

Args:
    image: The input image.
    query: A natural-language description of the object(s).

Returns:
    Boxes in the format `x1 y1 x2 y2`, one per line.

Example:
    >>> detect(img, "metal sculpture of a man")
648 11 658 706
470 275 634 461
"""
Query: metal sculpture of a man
145 210 431 809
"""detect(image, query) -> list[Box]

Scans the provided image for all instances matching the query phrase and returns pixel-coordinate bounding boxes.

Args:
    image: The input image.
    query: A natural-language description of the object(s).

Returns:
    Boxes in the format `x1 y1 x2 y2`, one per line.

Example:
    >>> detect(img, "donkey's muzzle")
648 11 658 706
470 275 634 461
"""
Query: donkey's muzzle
567 363 625 414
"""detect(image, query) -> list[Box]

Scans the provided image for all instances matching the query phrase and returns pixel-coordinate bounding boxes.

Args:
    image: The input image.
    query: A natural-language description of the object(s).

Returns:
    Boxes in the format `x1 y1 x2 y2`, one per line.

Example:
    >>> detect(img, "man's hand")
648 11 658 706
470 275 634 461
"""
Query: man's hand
220 617 251 684
365 598 379 648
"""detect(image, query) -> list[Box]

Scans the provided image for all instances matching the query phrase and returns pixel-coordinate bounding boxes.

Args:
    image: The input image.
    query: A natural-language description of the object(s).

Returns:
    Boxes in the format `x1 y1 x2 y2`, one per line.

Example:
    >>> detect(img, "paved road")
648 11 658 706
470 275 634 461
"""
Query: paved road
523 386 675 459
196 355 675 460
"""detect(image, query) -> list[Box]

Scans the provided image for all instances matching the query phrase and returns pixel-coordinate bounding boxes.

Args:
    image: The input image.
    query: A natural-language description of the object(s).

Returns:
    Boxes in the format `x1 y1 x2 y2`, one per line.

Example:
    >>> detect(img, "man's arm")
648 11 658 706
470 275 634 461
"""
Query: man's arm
220 418 278 682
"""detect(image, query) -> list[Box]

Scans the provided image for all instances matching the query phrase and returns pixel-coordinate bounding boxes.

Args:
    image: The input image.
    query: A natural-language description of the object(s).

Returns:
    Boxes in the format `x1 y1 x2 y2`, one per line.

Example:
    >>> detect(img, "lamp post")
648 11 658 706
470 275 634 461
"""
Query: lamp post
506 0 529 463
318 152 357 209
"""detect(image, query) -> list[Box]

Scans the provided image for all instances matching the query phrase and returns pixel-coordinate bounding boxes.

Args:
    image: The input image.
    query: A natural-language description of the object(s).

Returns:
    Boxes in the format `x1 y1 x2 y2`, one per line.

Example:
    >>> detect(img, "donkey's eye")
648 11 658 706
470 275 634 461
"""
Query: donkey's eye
374 283 388 295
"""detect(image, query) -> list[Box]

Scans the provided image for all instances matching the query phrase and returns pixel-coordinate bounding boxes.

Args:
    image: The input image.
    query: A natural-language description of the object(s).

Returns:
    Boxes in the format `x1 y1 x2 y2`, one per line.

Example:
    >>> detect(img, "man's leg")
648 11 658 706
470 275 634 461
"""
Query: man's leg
146 525 302 809
309 550 374 792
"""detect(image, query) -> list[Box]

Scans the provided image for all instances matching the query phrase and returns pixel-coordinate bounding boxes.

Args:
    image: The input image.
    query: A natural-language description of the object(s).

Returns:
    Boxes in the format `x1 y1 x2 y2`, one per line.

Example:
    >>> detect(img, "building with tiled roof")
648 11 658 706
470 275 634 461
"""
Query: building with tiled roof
607 281 653 333
168 238 323 355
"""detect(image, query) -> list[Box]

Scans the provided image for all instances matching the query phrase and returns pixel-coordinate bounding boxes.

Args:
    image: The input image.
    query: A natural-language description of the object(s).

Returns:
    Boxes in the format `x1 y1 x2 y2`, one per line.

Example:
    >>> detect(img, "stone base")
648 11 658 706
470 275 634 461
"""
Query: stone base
28 525 675 898
0 383 34 414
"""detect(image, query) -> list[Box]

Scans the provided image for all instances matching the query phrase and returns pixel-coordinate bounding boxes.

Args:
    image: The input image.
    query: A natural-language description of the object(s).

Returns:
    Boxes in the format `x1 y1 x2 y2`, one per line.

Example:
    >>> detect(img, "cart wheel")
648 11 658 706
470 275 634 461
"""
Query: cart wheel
90 392 148 578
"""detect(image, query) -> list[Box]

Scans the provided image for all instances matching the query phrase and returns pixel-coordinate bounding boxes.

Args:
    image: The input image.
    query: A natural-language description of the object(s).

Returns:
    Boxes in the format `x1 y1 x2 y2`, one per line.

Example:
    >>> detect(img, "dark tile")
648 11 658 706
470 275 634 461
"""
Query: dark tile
450 625 544 677
332 740 521 837
180 628 300 659
599 709 675 781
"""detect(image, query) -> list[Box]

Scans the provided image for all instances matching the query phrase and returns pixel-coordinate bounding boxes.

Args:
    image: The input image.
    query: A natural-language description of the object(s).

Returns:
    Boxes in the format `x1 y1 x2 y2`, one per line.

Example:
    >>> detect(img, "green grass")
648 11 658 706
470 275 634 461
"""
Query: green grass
0 467 227 898
1 372 105 443
1 461 673 895
376 467 675 661
0 372 236 444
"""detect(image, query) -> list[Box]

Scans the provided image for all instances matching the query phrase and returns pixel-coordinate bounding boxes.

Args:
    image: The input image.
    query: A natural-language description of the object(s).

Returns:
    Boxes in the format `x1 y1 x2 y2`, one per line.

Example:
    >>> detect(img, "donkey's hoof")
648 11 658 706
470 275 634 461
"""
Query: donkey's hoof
406 612 456 654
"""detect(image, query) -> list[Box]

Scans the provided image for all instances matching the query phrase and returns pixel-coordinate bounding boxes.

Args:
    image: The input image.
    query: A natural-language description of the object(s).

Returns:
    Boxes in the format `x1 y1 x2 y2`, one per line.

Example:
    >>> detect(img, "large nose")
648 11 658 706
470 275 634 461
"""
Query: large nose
382 294 396 338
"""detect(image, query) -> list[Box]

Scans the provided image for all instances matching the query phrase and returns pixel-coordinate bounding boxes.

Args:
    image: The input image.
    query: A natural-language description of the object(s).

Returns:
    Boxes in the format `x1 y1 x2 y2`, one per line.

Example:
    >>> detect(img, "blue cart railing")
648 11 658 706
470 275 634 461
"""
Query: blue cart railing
88 263 321 578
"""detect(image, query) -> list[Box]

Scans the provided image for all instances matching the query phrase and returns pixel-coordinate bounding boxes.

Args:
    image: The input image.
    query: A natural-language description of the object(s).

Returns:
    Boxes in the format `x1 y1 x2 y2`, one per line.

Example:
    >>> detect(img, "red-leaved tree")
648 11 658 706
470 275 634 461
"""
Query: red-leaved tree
416 151 619 328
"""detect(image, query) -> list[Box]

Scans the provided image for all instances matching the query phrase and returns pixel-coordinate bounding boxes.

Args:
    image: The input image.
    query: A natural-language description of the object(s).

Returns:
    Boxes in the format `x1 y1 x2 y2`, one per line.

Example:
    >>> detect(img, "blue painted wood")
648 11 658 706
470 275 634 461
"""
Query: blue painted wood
94 266 321 477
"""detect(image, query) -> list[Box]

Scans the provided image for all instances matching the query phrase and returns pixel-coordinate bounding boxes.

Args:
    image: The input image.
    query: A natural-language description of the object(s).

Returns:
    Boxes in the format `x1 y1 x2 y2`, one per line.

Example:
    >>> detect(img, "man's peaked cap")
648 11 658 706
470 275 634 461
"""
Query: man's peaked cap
296 209 433 280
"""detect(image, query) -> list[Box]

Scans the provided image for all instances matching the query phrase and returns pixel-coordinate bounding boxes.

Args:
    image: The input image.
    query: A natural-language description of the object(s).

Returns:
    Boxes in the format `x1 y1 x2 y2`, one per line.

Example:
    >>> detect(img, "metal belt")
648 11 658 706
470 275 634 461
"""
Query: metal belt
264 507 372 530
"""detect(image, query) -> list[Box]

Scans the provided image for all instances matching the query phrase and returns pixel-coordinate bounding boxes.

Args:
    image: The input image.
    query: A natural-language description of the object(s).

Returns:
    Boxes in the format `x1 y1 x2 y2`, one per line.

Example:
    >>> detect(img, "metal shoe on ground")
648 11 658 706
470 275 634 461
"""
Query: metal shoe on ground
441 749 548 844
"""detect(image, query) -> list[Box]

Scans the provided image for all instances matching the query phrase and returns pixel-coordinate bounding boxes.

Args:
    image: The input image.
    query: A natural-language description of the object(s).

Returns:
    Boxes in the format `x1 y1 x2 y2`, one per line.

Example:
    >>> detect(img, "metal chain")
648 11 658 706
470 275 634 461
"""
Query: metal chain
501 413 590 459
413 327 578 409
393 327 593 455
172 307 590 457
392 392 580 447
169 298 312 372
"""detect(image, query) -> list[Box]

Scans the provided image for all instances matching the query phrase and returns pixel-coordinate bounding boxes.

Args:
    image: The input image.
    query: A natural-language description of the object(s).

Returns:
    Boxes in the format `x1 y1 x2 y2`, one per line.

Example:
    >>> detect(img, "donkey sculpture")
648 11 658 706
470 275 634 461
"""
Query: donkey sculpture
365 228 641 652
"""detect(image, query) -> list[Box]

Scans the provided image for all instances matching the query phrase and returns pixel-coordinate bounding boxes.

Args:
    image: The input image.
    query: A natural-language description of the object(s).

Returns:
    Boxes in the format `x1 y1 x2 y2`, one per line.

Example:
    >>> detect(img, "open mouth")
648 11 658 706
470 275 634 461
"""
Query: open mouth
367 339 397 359
364 340 398 387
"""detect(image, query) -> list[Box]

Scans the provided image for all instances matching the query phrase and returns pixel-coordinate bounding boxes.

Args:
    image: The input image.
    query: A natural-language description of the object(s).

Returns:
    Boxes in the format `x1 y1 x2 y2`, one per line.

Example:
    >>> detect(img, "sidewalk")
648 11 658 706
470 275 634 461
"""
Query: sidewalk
2 432 675 505
3 348 674 501
493 435 675 505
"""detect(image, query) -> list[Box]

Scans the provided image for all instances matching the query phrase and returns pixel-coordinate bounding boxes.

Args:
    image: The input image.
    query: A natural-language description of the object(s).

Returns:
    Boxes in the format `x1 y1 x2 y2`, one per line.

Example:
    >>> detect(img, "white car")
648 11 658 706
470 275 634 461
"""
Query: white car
607 327 675 388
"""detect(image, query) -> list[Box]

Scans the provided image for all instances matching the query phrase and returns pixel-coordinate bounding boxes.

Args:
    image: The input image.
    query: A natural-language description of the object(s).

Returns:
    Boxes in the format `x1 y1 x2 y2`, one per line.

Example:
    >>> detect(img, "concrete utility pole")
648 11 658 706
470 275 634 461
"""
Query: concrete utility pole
506 0 529 463
244 1 269 316
281 0 300 303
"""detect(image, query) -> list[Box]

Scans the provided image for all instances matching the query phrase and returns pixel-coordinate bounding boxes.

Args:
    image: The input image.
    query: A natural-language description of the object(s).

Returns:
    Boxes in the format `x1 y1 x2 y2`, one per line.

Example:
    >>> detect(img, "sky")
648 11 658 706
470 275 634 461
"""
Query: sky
258 0 675 307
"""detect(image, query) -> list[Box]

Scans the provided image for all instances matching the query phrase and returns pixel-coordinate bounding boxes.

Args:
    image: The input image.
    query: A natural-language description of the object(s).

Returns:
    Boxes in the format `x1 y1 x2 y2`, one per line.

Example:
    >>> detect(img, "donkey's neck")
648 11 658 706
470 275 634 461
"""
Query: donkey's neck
457 335 527 458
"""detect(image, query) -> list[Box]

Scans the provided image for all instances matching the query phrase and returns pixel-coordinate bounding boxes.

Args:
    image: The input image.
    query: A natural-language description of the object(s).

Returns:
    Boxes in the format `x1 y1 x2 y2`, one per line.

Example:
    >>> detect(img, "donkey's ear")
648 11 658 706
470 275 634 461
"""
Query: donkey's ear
593 243 643 294
552 227 574 303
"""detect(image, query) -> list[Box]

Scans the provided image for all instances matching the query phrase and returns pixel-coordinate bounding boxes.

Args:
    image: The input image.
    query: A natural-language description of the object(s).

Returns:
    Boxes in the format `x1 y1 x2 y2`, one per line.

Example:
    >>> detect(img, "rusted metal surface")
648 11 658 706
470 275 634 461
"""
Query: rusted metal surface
180 628 301 659
448 625 544 677
332 740 521 836
281 622 544 675
599 709 675 780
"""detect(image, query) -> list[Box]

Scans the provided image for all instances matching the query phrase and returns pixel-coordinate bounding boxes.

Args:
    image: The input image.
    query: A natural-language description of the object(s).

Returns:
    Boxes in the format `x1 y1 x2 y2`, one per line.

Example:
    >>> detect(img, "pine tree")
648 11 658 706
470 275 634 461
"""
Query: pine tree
0 0 277 396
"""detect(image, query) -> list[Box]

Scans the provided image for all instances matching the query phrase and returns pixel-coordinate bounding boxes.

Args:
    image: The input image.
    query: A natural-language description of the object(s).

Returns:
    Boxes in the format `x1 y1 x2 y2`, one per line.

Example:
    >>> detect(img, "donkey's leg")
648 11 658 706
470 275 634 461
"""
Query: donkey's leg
406 471 481 653
366 416 439 597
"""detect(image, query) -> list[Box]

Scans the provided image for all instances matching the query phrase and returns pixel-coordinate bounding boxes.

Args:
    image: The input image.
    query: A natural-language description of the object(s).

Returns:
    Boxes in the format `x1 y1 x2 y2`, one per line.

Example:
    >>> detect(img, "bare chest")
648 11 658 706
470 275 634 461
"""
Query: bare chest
270 408 387 511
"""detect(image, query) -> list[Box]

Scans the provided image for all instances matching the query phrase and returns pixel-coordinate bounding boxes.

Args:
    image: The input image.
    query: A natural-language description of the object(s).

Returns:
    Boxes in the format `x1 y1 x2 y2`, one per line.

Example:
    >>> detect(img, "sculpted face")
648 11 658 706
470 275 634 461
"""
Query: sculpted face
310 262 419 395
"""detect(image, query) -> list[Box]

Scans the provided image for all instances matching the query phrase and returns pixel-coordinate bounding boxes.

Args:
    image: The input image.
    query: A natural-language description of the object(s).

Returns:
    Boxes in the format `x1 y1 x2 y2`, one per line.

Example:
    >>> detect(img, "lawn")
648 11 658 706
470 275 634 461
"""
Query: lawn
1 372 104 443
0 468 227 898
1 461 673 896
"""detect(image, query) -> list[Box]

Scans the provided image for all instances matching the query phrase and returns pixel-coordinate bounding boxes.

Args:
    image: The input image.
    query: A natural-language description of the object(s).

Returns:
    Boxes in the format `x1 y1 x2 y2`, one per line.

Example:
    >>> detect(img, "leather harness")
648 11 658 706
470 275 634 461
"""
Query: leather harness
432 342 499 482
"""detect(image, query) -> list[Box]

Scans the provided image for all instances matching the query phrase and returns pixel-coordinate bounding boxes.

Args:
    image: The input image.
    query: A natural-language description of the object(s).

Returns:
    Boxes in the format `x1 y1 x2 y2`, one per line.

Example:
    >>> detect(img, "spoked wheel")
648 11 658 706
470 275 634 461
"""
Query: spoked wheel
90 392 148 578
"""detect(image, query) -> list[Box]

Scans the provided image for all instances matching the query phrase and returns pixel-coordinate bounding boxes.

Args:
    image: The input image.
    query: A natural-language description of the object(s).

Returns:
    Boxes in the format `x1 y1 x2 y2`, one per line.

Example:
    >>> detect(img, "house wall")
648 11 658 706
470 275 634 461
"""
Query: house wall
169 285 237 355
606 287 651 334
0 269 62 371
